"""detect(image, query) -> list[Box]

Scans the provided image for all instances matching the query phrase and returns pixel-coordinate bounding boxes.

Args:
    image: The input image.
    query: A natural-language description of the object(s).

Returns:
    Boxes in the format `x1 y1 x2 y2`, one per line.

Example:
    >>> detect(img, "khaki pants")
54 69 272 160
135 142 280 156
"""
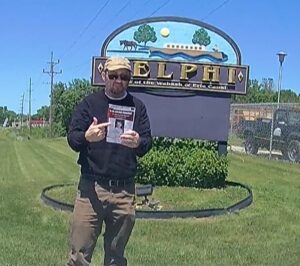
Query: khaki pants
67 178 135 266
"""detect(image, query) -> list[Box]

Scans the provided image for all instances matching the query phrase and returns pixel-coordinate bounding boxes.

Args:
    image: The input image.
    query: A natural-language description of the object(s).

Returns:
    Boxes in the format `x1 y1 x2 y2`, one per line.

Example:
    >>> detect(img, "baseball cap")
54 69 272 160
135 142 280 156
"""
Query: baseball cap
104 57 132 72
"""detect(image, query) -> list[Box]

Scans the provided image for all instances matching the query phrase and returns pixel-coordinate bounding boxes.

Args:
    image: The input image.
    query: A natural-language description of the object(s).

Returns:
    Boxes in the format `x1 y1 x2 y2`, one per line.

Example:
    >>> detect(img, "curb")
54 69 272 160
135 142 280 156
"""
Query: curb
41 181 253 219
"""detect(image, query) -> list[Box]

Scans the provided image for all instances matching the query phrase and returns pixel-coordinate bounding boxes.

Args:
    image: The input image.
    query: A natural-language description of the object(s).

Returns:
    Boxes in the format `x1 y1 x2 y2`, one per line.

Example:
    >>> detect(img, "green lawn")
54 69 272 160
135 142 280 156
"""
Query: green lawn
0 133 299 265
46 183 248 211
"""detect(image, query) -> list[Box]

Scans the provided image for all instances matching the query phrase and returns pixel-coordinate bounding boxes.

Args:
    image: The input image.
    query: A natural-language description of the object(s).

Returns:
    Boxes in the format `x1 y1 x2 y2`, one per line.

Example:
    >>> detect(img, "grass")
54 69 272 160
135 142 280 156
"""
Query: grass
0 131 300 265
228 133 244 146
46 184 248 211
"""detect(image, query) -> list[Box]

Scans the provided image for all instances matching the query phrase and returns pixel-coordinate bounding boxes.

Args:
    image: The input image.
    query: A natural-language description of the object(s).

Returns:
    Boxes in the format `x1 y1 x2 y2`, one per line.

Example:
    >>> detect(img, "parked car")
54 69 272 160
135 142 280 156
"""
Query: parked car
237 109 300 162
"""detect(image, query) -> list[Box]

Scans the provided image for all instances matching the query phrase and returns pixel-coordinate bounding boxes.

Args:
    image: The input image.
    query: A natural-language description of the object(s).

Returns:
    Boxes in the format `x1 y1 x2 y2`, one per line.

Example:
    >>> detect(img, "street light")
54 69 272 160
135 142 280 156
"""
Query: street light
270 51 287 159
276 51 287 108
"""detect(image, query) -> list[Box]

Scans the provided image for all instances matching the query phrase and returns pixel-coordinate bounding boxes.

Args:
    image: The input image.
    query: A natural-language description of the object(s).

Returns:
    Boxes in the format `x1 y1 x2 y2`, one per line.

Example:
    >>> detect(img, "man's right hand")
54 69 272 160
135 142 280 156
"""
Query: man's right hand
85 117 110 142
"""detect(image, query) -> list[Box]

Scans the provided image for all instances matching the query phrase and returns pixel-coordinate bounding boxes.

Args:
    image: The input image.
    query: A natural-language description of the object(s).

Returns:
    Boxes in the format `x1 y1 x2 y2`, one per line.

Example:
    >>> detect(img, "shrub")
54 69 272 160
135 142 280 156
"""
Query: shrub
18 126 50 139
136 138 228 188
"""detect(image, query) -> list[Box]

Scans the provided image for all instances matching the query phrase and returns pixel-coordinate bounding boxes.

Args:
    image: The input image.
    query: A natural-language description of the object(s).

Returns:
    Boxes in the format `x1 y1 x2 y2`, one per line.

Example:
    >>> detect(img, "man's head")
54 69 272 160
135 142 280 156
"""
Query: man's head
102 57 132 98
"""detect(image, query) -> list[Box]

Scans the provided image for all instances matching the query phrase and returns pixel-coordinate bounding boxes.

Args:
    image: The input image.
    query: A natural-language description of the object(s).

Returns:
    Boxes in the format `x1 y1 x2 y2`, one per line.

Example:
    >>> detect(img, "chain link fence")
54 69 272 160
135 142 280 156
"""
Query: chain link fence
229 102 300 162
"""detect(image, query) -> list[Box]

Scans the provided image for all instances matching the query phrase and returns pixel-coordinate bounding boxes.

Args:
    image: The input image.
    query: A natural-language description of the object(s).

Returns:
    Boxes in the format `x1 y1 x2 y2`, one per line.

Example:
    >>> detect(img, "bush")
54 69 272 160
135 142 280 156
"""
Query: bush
52 122 66 137
18 127 50 139
136 138 228 188
15 123 65 139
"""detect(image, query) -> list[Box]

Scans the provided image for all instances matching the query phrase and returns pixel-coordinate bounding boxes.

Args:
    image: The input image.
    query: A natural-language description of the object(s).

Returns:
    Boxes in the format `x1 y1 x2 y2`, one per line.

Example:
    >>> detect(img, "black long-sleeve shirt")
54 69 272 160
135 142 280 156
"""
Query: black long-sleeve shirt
67 90 152 180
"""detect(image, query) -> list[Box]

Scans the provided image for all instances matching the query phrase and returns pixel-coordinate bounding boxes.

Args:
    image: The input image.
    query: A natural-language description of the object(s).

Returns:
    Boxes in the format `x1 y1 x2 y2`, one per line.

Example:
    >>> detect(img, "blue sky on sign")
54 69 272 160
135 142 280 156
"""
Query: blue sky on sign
106 21 237 63
1 0 299 114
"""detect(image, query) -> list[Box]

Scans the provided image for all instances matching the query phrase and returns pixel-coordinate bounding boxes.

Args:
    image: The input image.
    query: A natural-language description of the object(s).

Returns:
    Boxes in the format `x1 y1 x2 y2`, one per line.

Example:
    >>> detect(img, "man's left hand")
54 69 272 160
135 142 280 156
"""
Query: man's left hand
120 130 140 148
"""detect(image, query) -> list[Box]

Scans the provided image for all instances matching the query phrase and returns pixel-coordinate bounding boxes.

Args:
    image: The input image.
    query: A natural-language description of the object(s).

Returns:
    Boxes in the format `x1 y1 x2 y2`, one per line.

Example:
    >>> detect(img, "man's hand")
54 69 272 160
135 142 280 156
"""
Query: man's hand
85 117 110 142
120 130 141 148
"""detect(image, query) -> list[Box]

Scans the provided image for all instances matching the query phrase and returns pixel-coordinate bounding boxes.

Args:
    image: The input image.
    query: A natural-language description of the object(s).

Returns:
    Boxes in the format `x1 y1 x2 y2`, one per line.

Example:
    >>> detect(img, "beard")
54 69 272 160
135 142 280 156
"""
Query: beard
106 84 126 98
111 85 125 95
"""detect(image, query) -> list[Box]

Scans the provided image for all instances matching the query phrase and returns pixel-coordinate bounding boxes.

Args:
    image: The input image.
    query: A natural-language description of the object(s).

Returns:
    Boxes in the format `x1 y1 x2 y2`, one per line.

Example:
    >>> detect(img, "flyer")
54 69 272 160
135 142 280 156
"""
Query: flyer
106 104 136 144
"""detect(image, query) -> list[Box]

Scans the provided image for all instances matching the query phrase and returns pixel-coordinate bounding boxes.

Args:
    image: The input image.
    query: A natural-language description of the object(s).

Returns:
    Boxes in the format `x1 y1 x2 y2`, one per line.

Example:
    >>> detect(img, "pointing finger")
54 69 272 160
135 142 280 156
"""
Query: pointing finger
96 122 111 128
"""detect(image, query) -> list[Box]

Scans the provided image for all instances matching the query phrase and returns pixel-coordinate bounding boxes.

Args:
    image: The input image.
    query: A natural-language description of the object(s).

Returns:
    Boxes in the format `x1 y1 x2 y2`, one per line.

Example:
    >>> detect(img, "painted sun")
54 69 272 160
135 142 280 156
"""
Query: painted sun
160 27 170 38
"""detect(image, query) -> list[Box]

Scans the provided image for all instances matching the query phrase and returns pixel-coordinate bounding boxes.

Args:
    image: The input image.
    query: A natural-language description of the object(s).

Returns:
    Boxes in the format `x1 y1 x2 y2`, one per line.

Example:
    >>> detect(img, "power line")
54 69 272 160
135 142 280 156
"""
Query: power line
60 0 111 59
60 1 131 79
111 1 131 20
201 0 231 21
149 0 171 17
43 52 62 137
65 0 131 61
58 0 173 75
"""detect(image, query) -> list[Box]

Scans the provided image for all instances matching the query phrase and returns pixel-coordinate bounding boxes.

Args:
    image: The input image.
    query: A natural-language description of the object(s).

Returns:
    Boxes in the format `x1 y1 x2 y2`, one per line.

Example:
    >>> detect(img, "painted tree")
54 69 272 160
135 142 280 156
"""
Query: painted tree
192 28 211 47
133 24 157 46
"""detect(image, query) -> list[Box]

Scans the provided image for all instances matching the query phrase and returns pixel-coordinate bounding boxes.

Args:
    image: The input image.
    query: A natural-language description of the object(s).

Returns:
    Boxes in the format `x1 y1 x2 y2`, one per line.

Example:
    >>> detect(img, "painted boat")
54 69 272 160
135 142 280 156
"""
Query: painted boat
149 43 227 61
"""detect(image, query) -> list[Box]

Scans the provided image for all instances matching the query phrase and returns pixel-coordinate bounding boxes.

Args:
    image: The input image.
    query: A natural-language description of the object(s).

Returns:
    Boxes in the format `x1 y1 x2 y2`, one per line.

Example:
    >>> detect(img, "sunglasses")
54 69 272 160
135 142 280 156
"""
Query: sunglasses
107 73 131 81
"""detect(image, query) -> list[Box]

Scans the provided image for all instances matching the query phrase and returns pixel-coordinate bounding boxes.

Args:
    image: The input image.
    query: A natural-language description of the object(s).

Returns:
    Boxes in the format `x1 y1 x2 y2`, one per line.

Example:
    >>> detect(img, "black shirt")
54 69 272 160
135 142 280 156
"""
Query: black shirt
67 90 152 180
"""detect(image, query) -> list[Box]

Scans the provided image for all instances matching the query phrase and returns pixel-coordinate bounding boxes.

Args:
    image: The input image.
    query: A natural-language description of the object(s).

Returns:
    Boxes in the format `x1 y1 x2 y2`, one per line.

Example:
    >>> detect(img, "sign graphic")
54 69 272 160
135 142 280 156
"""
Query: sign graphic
92 17 248 95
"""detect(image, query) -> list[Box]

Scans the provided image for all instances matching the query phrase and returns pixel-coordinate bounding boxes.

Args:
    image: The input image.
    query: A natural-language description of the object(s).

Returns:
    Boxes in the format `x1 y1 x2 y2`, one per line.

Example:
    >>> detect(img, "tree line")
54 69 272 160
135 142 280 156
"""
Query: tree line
1 78 299 135
50 78 300 136
233 79 300 104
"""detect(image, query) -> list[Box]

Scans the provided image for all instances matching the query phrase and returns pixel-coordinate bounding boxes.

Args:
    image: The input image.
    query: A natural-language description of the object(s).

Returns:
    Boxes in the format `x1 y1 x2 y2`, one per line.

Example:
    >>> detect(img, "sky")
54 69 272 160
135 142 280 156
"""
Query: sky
1 0 299 114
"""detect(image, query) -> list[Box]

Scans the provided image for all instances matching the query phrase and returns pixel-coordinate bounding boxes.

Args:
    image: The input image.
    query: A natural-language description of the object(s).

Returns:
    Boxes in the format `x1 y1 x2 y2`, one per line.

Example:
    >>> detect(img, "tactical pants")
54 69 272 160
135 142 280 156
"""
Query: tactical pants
67 178 135 266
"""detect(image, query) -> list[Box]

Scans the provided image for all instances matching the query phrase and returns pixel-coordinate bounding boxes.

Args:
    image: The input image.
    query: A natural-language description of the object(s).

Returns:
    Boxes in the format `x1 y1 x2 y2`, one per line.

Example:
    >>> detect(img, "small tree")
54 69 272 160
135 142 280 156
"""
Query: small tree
0 106 16 125
52 79 98 135
134 24 157 46
192 28 211 47
34 106 50 121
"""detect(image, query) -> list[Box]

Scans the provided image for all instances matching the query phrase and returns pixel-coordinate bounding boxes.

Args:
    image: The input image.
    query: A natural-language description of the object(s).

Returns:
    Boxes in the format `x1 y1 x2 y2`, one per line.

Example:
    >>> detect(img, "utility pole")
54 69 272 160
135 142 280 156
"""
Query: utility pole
20 93 25 132
28 78 32 135
43 51 62 137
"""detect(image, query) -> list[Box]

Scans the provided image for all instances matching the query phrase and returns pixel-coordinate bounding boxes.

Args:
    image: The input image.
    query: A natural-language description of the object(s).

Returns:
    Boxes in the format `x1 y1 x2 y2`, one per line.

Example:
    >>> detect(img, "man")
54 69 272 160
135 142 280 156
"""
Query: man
66 56 152 266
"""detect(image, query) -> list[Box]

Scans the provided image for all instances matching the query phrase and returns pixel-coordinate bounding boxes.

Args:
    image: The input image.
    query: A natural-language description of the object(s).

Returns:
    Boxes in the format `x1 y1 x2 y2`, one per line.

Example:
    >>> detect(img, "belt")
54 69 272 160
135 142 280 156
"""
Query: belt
97 178 133 187
82 174 133 188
